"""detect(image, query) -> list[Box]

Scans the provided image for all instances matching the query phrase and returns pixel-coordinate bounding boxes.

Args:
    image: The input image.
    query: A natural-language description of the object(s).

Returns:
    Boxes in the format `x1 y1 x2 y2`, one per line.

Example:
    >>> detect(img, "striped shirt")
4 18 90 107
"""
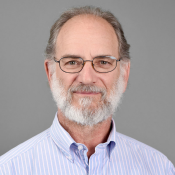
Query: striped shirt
0 113 175 175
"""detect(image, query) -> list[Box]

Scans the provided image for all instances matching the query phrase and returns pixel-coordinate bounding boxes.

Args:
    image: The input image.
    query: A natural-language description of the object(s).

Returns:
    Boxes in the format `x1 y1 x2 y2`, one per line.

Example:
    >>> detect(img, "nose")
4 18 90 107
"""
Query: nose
77 60 98 85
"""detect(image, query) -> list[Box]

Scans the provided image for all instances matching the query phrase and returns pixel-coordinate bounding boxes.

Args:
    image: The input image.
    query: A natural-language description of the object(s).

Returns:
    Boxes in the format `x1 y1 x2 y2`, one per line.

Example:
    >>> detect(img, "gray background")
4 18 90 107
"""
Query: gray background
0 0 175 165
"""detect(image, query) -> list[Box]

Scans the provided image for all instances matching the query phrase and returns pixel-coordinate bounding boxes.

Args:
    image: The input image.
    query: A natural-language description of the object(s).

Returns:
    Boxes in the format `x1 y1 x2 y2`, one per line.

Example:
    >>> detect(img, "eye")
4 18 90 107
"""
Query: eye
68 61 77 65
100 61 108 65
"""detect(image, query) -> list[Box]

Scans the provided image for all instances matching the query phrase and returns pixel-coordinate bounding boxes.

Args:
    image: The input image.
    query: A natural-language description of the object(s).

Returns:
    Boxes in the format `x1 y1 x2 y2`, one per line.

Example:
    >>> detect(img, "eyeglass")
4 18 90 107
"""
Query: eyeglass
54 55 121 73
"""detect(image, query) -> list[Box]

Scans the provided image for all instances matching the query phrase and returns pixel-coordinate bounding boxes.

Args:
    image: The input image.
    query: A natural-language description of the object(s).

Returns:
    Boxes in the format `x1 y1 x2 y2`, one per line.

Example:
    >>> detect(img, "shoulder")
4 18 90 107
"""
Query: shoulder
115 131 162 153
0 128 50 166
115 131 168 158
114 131 175 174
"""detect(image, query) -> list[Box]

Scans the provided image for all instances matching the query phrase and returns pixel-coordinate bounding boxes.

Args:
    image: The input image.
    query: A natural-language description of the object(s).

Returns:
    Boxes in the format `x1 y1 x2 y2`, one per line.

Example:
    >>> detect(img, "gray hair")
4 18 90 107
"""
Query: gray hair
45 6 130 69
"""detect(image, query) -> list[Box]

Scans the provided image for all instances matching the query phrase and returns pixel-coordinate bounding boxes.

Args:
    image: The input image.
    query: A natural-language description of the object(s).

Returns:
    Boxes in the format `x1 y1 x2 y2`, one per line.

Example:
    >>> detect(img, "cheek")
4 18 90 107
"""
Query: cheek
103 70 120 88
56 69 78 90
102 74 120 97
105 78 116 91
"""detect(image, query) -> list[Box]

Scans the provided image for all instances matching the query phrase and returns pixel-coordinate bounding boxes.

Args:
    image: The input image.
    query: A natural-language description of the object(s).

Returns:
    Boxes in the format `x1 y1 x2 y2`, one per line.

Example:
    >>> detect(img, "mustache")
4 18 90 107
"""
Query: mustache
68 84 107 97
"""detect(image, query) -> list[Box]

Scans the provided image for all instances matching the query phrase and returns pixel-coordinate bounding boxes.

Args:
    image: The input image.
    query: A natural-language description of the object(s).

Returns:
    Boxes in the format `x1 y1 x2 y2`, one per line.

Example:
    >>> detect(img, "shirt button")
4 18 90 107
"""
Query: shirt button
78 145 83 150
67 155 72 160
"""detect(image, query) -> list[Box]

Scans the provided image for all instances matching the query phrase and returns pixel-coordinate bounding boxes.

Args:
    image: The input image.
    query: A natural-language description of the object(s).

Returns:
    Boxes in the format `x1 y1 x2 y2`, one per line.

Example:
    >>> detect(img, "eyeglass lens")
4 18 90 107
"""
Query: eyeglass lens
59 56 117 73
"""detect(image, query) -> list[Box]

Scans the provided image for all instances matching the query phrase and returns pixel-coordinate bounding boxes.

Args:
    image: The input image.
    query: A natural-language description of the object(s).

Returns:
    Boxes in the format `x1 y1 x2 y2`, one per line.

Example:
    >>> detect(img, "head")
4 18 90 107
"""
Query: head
44 6 130 126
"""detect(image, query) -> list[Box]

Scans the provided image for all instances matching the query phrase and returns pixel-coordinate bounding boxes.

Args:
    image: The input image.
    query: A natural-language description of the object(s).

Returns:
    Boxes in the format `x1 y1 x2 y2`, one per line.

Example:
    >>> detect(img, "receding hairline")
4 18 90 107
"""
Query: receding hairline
56 14 119 47
58 13 117 34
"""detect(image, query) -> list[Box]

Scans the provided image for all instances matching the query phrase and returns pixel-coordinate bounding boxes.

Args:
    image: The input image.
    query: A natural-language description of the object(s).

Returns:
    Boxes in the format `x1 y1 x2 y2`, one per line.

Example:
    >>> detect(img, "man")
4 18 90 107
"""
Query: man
0 6 174 175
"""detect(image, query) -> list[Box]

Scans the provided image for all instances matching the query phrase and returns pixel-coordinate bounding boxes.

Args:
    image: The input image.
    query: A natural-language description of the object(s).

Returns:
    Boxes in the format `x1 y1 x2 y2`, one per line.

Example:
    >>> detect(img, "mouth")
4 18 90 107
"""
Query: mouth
73 91 100 95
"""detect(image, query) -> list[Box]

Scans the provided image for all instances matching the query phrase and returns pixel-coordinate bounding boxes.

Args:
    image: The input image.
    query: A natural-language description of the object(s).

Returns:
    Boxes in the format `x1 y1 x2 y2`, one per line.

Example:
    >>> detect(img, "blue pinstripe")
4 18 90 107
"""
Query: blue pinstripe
0 113 175 175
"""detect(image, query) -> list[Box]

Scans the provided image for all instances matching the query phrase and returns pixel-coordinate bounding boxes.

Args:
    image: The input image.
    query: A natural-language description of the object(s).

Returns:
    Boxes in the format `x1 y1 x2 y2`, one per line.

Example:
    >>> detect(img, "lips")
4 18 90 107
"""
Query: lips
69 84 106 97
73 91 100 94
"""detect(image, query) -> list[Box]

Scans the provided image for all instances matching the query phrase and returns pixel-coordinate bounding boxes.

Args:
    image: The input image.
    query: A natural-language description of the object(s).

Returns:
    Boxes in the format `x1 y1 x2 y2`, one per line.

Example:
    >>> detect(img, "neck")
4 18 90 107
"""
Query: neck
57 109 112 159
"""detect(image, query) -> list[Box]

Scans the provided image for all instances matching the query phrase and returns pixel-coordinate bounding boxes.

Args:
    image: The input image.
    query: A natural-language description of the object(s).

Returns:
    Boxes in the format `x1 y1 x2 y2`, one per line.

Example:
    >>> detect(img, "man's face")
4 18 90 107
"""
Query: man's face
49 15 128 126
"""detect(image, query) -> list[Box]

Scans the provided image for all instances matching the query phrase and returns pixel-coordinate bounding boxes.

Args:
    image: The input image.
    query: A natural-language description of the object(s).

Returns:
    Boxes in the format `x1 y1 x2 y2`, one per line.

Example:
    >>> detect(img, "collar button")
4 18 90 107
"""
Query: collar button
78 145 83 150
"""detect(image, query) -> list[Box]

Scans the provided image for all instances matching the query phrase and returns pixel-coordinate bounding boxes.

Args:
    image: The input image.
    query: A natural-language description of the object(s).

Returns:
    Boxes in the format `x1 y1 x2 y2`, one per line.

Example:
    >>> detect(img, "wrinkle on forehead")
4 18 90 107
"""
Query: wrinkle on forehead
56 14 119 59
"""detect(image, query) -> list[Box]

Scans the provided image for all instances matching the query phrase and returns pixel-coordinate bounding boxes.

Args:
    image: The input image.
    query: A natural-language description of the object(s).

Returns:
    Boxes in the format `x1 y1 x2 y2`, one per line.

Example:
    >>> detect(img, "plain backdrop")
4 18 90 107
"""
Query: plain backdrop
0 0 175 165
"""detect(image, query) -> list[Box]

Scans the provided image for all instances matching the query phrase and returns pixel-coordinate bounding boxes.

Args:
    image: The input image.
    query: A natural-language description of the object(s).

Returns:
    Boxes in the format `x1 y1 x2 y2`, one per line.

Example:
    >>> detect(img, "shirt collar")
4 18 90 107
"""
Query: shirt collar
50 112 76 160
106 118 117 159
50 112 117 160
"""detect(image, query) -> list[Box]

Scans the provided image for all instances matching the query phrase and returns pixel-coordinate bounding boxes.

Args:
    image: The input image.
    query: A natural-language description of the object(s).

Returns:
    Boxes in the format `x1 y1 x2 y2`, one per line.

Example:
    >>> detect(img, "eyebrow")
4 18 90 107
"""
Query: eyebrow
61 54 81 58
61 54 113 58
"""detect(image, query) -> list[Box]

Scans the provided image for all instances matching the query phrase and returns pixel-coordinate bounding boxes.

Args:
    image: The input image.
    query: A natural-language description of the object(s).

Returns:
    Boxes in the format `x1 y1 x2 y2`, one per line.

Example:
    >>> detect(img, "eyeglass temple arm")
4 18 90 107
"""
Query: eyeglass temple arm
54 57 60 63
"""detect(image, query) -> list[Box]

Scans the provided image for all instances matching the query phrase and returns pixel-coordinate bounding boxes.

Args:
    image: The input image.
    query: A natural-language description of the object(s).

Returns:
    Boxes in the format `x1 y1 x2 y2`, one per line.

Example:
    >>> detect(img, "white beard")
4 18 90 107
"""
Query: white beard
51 69 125 126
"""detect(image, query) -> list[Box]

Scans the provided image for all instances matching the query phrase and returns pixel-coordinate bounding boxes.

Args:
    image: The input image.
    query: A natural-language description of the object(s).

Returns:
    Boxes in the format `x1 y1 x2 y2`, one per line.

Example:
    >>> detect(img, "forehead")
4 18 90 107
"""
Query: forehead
56 15 119 58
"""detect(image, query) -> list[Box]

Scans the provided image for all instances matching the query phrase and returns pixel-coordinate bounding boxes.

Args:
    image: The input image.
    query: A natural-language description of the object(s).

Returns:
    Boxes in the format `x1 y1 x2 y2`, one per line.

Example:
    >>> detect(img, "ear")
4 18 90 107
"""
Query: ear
122 61 130 93
44 59 53 88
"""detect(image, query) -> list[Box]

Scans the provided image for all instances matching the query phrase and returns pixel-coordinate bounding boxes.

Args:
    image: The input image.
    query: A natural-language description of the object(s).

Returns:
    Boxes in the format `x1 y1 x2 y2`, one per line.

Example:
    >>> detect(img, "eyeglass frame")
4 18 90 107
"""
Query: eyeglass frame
53 55 121 74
